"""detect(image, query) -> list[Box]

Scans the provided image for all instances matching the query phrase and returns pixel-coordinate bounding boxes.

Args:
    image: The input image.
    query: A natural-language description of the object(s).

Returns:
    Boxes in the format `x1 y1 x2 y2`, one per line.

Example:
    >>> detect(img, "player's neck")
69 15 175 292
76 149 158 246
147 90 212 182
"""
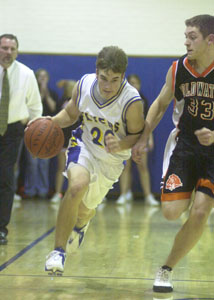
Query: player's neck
190 53 214 74
94 82 109 104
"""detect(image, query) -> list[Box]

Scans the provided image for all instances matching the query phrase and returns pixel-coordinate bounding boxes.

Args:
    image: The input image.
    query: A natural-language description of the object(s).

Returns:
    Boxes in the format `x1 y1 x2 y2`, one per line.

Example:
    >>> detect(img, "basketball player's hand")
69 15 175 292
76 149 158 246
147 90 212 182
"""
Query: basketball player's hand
105 134 121 153
195 127 214 146
132 140 147 164
25 116 52 131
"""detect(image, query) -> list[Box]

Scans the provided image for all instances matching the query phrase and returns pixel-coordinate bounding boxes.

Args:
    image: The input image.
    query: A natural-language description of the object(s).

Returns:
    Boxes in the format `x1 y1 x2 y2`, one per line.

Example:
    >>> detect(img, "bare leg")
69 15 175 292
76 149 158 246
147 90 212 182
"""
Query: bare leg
119 159 132 194
55 151 66 194
164 192 213 268
55 165 90 250
76 201 96 228
137 152 151 197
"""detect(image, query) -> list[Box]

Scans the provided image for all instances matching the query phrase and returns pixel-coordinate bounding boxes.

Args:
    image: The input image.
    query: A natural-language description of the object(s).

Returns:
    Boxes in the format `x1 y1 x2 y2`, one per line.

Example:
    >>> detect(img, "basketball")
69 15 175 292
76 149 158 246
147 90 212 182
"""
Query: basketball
24 118 64 159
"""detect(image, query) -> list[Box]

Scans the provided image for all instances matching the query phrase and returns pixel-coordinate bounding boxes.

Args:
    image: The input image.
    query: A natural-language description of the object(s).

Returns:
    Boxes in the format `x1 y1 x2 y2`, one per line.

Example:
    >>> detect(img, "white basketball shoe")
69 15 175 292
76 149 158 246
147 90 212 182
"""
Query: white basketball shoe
45 248 66 276
66 223 90 254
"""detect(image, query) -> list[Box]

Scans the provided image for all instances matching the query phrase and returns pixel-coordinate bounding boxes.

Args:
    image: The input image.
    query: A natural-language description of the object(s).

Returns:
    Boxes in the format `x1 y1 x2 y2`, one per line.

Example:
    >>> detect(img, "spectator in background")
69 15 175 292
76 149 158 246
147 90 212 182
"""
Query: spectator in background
0 34 42 244
24 68 58 199
50 79 82 204
116 74 159 206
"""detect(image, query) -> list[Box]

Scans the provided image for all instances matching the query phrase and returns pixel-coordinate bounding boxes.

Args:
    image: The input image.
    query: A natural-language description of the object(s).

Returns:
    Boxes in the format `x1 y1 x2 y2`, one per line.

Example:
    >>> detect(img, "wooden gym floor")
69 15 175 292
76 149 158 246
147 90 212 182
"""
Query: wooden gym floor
0 198 214 300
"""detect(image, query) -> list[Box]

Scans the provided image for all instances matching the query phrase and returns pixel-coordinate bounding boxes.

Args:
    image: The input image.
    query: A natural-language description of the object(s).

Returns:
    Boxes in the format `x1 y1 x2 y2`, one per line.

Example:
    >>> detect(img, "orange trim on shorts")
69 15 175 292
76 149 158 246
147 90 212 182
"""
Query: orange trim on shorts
196 179 214 193
161 191 191 202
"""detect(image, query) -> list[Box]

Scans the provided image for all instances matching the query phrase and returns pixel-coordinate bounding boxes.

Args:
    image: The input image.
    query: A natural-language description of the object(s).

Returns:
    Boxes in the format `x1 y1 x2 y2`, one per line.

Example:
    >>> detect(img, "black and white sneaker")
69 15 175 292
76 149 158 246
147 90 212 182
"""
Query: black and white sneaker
153 267 173 292
0 231 7 245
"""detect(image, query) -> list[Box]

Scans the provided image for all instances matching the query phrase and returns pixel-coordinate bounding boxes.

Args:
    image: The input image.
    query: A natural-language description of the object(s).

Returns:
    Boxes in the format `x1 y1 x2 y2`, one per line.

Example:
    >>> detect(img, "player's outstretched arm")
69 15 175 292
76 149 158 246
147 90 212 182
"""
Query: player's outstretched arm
132 66 174 163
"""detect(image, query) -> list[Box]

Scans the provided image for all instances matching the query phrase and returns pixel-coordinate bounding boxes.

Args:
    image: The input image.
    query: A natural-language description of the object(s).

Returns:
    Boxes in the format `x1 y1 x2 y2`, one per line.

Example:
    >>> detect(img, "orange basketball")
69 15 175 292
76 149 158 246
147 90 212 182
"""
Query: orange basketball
24 118 64 159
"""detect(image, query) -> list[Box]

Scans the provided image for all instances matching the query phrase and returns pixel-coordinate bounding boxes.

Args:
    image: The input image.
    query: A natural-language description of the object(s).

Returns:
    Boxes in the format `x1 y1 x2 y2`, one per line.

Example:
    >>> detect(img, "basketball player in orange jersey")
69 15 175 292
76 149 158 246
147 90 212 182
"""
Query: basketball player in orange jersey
44 46 145 275
132 14 214 293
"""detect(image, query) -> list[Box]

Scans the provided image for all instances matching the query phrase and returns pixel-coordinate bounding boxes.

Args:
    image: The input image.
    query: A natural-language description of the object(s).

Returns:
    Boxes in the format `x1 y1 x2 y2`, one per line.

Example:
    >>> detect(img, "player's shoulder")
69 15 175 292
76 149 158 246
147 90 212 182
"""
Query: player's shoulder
79 73 96 83
123 79 142 99
172 54 187 69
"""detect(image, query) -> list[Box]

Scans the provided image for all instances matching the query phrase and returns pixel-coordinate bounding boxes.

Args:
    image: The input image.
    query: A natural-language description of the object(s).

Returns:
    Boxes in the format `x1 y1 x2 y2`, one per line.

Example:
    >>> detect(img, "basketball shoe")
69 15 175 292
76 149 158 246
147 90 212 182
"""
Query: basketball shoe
145 194 160 206
66 223 90 254
153 267 173 292
50 193 62 204
45 248 66 276
116 190 133 205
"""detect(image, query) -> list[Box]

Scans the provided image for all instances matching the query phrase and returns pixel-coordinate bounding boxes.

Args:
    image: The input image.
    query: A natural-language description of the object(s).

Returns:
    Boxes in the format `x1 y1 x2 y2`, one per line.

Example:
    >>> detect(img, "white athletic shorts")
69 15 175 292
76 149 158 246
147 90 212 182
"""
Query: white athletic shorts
64 139 125 209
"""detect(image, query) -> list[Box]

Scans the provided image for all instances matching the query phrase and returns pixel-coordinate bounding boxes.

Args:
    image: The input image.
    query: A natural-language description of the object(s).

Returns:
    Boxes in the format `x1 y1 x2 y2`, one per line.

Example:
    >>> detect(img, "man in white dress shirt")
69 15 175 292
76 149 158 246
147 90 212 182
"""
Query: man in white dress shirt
0 34 42 244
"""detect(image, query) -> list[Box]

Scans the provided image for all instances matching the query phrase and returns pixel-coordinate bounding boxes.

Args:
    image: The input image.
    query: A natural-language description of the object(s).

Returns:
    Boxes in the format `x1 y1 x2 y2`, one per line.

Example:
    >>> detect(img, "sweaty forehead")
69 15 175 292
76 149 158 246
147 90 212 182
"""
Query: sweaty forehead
99 69 121 78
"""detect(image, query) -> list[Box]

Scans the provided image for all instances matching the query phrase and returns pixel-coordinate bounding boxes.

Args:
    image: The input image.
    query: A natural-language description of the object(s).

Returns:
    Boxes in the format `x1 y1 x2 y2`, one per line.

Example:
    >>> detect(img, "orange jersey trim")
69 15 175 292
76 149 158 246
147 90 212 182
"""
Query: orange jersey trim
171 61 177 92
161 191 191 202
184 57 214 78
196 179 214 193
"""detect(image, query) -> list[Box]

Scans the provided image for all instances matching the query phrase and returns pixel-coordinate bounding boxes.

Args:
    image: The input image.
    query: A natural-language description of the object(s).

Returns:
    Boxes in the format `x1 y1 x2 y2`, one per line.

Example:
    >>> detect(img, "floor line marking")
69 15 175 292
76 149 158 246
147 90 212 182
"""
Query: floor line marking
0 273 213 285
0 226 55 272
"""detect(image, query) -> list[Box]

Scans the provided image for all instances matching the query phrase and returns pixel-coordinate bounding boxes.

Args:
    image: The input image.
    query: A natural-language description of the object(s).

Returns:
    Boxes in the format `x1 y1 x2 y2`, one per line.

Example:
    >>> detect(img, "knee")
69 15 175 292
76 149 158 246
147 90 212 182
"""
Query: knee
67 181 89 199
161 199 191 221
162 207 183 221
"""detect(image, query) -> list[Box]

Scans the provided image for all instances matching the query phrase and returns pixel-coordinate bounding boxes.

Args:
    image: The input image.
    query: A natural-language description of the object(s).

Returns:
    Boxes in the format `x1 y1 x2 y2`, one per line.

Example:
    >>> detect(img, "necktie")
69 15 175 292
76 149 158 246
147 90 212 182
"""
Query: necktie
0 69 9 136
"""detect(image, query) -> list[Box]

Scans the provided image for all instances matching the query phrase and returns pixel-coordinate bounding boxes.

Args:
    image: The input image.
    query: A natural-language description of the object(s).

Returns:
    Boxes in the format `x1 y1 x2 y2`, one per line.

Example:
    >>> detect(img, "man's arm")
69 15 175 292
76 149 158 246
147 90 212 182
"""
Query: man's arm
26 71 43 120
105 100 144 153
132 66 174 162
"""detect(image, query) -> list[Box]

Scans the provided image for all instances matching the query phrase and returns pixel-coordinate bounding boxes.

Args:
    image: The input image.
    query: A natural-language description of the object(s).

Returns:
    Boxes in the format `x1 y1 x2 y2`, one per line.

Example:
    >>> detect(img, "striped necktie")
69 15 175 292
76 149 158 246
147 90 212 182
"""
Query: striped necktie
0 69 9 136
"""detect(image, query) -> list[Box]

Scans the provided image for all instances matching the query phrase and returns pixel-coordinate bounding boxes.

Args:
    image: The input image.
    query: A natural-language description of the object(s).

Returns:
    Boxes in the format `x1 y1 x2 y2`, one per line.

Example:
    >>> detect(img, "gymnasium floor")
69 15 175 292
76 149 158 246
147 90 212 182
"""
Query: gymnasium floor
0 198 214 300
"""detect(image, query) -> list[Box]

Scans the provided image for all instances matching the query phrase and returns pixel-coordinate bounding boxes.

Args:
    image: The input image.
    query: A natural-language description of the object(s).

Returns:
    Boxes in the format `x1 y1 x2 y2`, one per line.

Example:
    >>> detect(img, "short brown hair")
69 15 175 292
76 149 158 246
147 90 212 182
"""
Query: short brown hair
0 34 19 48
185 14 214 38
96 46 128 74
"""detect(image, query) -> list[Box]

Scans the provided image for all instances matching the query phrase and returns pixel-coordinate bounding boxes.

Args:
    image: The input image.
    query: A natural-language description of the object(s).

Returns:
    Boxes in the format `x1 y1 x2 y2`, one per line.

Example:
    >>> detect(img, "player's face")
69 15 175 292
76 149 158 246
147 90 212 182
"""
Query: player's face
0 38 18 69
96 69 124 100
184 26 208 60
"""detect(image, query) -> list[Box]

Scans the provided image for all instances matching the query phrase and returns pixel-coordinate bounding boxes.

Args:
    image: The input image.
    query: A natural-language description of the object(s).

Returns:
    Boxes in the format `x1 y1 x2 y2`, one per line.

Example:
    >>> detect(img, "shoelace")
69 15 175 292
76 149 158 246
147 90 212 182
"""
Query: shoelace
156 269 170 282
47 250 64 259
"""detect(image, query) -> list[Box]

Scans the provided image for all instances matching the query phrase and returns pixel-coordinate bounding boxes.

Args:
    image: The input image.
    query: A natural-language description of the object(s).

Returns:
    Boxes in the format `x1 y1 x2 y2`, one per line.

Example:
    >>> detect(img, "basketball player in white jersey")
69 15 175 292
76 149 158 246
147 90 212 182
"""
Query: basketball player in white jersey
45 46 145 275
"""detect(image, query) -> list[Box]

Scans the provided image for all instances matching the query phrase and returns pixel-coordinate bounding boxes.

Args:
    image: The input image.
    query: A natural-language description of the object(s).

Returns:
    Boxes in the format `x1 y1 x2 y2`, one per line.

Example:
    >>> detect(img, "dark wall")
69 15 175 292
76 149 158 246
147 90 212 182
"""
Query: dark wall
18 53 177 195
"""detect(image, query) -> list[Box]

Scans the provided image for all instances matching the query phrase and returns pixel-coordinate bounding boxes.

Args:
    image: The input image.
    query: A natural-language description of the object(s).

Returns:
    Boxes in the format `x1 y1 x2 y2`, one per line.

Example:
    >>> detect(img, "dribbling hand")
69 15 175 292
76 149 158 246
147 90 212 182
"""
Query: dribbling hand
25 116 52 131
105 134 121 153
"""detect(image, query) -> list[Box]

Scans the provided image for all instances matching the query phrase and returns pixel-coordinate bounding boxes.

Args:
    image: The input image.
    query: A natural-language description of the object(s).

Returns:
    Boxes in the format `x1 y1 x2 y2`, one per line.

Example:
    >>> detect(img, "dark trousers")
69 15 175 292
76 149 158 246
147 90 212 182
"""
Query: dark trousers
0 122 24 234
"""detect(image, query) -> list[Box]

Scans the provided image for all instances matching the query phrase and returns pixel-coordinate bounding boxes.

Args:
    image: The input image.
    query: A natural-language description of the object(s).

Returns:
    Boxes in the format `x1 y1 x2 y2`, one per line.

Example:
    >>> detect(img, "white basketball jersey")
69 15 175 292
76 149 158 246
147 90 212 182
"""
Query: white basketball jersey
75 73 142 164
